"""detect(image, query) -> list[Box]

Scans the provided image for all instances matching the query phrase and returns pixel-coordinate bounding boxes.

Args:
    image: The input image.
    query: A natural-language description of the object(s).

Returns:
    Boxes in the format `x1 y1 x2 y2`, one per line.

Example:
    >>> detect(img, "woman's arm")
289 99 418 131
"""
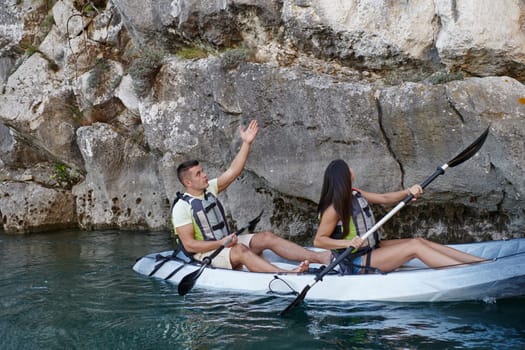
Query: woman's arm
313 205 363 250
358 184 423 205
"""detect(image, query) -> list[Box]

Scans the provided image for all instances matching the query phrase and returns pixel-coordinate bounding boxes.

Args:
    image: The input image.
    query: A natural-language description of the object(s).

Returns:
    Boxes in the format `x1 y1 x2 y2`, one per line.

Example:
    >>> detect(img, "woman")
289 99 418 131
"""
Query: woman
313 159 484 274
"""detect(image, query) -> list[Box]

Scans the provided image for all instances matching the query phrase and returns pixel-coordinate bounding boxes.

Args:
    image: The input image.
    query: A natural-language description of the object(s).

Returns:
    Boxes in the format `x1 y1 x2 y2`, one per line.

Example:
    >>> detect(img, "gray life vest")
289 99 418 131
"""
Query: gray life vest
330 189 381 249
172 191 230 242
351 189 381 248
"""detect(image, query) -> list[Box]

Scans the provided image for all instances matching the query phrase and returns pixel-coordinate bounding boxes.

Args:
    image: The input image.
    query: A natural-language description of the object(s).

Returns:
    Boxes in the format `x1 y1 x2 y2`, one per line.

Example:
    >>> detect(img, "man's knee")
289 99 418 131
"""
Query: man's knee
231 243 250 255
251 231 278 246
229 243 251 269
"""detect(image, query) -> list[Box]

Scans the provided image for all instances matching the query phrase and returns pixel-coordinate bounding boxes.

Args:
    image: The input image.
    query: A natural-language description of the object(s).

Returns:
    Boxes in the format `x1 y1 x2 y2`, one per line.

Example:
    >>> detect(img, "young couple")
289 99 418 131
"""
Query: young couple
172 120 483 275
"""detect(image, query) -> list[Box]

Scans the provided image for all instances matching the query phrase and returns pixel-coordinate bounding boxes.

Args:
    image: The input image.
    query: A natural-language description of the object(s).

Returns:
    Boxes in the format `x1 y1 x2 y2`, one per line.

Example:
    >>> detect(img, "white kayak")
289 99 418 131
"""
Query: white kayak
133 238 525 302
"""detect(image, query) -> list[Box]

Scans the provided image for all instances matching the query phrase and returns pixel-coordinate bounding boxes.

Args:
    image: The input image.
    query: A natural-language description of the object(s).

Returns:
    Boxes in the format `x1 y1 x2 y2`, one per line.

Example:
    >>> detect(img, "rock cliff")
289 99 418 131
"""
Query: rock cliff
1 0 524 243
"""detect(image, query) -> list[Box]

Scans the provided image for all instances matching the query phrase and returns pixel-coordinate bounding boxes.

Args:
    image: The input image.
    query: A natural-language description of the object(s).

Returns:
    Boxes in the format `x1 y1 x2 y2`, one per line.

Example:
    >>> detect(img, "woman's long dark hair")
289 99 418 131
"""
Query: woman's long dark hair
317 159 353 236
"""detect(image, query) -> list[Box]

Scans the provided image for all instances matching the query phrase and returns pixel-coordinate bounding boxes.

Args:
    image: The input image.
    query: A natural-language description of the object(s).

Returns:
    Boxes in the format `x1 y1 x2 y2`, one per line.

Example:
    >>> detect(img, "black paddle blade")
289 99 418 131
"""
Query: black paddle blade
448 127 489 168
248 209 264 232
280 285 311 316
177 267 204 296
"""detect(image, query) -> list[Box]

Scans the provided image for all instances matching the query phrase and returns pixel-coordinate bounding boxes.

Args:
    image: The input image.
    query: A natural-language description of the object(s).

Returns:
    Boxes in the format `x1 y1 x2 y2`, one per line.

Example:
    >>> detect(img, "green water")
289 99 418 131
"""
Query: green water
1 230 524 349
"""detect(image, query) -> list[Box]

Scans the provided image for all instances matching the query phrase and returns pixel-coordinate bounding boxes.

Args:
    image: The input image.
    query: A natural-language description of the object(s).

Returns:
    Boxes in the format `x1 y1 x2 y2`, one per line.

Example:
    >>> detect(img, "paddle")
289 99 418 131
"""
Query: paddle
177 210 264 296
280 127 490 316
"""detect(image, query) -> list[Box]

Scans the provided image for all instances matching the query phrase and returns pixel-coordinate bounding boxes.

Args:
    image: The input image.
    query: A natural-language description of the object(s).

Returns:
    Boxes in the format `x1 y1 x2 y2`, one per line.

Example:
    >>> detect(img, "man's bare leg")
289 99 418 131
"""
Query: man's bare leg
229 243 309 273
249 231 332 265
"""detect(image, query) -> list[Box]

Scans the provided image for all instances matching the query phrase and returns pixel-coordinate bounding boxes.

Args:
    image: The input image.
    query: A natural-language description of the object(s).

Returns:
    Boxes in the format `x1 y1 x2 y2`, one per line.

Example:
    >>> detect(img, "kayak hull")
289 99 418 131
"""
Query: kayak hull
133 238 525 302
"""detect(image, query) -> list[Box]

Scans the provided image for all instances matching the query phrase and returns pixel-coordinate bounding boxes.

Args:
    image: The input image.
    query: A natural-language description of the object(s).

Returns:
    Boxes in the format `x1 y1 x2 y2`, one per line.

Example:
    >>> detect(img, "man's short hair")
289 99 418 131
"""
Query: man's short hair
177 160 199 185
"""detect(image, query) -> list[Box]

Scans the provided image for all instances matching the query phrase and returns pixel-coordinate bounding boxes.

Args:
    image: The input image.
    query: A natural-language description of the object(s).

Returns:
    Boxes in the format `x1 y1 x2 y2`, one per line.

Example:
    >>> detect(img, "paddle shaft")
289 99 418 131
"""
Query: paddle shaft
201 209 264 265
201 236 233 264
193 208 264 267
177 210 264 296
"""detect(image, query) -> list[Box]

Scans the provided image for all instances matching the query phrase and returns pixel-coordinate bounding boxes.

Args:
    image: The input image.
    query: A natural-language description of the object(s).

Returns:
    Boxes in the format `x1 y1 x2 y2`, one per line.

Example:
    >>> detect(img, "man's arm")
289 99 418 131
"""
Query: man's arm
177 224 237 253
217 119 259 193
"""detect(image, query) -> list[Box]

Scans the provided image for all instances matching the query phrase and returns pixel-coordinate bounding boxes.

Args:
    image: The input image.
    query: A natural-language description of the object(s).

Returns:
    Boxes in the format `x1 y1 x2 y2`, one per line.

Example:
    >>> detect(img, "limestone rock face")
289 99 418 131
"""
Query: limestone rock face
435 0 525 79
283 1 525 80
73 123 168 230
0 0 23 59
0 0 524 241
0 181 77 233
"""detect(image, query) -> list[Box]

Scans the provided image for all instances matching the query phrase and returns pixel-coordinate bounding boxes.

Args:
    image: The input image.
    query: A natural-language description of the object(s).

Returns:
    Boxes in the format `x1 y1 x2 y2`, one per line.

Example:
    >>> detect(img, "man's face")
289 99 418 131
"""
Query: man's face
184 165 209 191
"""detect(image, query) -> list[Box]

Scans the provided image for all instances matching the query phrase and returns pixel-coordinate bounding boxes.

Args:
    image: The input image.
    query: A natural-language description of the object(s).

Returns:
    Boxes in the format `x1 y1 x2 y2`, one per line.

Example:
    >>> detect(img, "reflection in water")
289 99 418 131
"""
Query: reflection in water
1 230 524 350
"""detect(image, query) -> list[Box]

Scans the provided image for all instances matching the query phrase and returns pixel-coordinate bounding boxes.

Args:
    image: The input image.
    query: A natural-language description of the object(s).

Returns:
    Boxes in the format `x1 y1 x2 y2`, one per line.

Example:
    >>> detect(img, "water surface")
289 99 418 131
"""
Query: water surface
1 230 524 349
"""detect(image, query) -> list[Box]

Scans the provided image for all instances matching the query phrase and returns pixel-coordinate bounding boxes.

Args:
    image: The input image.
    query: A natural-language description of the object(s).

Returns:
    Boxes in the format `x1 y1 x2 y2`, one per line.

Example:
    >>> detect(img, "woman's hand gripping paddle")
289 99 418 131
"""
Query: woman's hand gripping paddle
280 127 490 316
177 210 264 296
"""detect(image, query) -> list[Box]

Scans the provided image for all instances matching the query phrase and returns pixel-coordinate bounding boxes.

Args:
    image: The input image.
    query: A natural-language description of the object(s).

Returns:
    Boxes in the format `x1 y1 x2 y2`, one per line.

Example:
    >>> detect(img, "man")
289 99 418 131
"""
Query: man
172 119 331 273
